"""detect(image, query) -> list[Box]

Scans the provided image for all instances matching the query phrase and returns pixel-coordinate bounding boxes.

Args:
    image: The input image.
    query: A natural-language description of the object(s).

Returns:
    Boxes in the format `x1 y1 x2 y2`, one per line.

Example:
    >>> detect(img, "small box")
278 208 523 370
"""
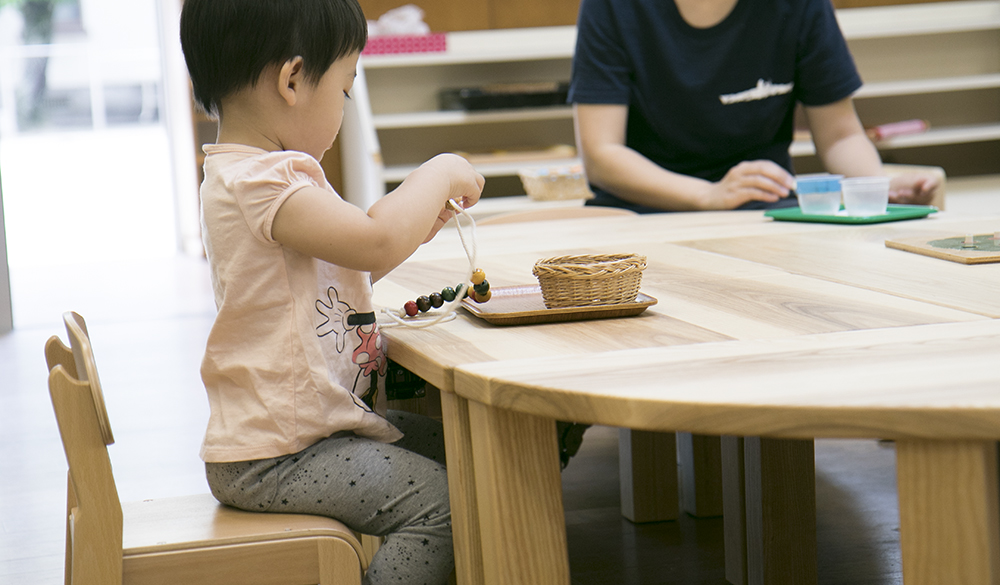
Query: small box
362 33 447 55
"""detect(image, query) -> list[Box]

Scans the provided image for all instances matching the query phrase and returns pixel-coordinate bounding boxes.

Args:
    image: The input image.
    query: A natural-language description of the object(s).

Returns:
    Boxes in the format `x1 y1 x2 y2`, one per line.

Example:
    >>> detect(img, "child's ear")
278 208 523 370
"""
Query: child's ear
277 56 305 106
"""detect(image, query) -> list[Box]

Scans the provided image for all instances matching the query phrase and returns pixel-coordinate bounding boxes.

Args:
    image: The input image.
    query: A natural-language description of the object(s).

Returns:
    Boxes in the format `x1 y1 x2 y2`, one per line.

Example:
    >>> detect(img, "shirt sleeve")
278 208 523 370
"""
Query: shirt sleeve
234 151 326 245
794 0 863 106
568 0 633 105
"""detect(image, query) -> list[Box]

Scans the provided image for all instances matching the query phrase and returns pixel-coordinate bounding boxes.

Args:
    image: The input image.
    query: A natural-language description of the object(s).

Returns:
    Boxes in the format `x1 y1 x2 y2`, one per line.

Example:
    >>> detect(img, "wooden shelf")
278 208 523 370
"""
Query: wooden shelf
836 0 1000 39
791 122 1000 157
360 26 576 69
373 106 573 130
384 157 580 183
856 73 1000 98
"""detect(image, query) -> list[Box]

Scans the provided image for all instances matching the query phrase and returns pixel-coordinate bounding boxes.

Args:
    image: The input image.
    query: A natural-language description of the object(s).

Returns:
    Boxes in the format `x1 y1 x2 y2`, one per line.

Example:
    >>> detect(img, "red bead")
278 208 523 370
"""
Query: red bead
403 300 418 317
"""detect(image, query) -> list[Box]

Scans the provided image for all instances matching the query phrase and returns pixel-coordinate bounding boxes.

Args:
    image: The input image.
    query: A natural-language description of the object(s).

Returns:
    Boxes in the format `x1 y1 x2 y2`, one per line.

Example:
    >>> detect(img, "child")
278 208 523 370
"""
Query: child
179 1 484 584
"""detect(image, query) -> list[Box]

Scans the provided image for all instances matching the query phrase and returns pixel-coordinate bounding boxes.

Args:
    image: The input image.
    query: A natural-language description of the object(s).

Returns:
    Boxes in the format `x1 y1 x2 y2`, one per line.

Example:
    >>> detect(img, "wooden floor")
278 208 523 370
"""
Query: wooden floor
0 254 906 585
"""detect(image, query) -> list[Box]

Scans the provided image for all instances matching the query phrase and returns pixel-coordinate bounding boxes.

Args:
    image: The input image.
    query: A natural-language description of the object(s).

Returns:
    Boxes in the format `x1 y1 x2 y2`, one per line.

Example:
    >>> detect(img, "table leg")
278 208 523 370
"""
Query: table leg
722 436 747 585
467 401 569 585
744 437 817 585
896 440 1000 585
679 433 724 517
619 429 679 522
440 391 485 585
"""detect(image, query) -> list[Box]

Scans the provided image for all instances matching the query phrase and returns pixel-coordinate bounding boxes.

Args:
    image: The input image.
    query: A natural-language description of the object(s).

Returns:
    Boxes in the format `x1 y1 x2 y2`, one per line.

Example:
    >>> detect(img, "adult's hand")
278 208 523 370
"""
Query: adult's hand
701 160 795 210
889 173 941 206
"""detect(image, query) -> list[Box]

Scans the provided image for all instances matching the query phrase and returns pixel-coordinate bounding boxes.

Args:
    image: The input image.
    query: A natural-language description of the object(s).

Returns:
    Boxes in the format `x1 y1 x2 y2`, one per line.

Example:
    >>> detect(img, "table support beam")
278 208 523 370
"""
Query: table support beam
468 402 569 585
619 429 679 523
743 437 817 585
440 391 485 585
896 440 1000 585
679 433 725 518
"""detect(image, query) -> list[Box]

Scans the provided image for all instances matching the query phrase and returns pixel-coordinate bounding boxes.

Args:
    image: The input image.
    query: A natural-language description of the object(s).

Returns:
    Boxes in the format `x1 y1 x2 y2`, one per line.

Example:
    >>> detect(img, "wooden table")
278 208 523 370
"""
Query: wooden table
374 210 1000 585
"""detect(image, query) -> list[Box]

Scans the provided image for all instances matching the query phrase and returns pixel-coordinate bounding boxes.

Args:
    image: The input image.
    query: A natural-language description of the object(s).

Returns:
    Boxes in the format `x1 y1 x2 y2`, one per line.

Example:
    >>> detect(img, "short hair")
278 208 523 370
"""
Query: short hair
180 0 367 118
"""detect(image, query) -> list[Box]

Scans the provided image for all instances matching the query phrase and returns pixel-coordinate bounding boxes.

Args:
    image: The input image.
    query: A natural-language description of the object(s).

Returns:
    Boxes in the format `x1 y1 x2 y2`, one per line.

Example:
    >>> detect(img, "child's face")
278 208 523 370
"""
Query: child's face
295 52 360 161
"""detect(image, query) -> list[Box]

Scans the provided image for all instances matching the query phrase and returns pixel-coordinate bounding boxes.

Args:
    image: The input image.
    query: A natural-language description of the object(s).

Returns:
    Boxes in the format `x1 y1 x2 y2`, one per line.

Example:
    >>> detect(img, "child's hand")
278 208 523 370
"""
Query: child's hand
420 154 485 243
424 153 485 210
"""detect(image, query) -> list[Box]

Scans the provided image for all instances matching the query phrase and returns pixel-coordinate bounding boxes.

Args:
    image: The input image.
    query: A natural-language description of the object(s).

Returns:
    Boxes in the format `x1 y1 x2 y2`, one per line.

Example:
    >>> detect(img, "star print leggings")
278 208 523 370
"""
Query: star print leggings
205 410 451 585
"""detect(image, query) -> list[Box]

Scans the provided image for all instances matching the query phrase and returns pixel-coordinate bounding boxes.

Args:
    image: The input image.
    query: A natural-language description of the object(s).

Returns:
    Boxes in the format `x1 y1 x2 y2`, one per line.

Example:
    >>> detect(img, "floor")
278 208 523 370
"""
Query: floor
1 175 998 584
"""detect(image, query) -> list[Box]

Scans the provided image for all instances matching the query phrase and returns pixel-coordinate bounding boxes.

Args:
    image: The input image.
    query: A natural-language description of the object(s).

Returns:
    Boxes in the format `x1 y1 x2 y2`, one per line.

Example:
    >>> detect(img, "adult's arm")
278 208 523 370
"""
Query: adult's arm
804 97 940 204
574 103 794 211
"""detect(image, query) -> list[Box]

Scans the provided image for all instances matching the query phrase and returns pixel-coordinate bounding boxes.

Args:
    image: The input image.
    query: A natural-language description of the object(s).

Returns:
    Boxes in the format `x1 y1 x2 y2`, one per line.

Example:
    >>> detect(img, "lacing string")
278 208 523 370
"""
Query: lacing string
379 199 477 328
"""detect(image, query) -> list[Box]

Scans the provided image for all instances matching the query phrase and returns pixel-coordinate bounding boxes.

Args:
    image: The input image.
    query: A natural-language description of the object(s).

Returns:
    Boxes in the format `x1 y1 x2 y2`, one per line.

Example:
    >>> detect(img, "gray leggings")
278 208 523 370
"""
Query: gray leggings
206 411 451 585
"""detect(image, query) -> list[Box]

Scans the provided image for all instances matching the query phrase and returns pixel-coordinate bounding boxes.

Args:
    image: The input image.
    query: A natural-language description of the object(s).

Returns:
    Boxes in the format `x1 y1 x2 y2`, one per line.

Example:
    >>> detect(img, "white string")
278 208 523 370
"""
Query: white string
379 200 478 328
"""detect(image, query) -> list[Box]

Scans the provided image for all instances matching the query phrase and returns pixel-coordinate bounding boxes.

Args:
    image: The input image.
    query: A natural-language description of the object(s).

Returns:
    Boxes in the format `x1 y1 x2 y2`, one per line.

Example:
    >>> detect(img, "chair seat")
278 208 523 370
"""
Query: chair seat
122 493 363 554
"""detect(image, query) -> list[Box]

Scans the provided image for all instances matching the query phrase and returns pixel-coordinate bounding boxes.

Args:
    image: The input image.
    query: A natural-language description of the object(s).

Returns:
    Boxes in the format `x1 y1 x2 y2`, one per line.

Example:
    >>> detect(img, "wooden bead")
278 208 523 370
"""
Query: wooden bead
441 287 456 302
403 300 418 317
473 289 492 303
429 292 444 308
473 279 490 295
415 295 432 312
471 269 486 285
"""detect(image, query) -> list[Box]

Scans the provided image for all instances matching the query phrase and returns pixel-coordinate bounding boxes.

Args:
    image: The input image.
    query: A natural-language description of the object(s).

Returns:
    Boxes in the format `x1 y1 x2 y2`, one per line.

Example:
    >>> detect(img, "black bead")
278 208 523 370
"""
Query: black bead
429 292 444 308
415 296 431 312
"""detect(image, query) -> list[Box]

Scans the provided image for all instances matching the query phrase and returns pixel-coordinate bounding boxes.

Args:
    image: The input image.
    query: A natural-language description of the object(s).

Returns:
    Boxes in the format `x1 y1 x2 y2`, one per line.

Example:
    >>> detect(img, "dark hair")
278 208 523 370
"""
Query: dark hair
180 0 367 118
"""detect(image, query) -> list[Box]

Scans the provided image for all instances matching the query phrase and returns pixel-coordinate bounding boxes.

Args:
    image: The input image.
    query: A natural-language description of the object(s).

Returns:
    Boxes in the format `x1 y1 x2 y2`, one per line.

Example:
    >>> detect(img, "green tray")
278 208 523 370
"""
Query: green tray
765 204 938 224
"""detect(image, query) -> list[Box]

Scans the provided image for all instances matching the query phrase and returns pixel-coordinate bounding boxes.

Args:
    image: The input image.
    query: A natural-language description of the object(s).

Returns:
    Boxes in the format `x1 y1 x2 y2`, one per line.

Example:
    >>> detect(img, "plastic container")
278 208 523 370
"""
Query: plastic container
841 176 890 216
795 174 843 215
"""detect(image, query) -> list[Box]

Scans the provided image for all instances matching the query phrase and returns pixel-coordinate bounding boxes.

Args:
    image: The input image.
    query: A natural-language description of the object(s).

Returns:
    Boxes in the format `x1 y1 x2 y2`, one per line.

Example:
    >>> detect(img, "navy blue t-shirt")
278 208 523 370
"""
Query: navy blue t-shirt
568 0 862 211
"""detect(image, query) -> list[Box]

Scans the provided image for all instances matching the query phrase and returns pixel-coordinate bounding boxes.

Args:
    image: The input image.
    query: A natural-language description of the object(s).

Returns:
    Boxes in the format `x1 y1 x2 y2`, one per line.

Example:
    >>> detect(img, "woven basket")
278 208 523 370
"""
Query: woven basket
518 165 594 201
532 253 646 309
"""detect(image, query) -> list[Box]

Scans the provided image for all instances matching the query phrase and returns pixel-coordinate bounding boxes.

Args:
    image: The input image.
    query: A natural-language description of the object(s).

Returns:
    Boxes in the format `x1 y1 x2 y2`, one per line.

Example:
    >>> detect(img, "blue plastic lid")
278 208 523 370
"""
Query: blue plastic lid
795 174 842 194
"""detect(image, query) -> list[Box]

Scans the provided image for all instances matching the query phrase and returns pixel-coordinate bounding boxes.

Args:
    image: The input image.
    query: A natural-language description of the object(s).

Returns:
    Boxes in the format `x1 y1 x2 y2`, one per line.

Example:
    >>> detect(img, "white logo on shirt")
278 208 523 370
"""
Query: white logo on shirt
719 79 794 105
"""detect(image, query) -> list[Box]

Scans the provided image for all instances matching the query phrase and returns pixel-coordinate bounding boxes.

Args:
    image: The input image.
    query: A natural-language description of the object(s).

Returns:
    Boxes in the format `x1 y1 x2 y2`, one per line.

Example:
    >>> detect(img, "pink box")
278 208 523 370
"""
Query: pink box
362 33 447 55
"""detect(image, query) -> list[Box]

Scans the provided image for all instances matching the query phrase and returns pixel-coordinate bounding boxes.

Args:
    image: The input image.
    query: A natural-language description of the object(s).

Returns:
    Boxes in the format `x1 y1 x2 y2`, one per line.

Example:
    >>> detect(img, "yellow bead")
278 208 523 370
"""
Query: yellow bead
471 269 486 285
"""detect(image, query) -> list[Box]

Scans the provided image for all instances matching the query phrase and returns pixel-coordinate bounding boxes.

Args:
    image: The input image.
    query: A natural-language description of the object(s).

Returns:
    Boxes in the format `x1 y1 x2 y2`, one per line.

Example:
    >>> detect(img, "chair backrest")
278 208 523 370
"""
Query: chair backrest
46 312 125 584
477 205 638 226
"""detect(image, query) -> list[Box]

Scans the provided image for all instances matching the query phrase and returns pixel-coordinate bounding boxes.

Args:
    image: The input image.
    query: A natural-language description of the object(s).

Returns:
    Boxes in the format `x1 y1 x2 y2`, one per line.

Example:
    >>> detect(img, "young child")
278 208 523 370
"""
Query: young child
179 1 484 583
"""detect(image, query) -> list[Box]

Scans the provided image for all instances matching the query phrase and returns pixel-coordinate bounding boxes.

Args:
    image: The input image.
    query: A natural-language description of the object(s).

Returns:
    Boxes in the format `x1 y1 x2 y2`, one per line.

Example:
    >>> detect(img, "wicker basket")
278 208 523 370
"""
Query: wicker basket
532 253 646 309
518 165 594 201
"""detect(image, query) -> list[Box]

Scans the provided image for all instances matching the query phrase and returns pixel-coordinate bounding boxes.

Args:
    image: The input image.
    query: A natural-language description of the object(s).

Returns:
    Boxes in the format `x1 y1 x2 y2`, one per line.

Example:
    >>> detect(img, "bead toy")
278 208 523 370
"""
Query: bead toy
381 199 488 328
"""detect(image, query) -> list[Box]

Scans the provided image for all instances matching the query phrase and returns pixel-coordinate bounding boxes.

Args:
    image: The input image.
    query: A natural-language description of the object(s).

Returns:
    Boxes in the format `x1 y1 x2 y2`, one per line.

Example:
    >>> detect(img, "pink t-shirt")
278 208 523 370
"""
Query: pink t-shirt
199 144 402 463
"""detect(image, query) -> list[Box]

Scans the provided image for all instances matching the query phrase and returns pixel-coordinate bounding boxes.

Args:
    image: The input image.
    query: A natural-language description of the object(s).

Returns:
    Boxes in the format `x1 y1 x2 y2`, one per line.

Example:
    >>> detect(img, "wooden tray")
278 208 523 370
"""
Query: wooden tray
461 285 657 326
885 234 1000 264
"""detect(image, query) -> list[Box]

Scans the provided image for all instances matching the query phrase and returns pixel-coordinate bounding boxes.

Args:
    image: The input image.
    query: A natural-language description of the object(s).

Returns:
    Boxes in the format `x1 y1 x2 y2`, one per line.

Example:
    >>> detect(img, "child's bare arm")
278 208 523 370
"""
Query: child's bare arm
271 154 483 274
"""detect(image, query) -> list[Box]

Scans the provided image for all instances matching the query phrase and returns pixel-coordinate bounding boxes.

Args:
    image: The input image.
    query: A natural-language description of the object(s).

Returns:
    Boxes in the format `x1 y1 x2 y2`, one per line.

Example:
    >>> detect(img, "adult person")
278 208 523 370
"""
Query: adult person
569 0 941 213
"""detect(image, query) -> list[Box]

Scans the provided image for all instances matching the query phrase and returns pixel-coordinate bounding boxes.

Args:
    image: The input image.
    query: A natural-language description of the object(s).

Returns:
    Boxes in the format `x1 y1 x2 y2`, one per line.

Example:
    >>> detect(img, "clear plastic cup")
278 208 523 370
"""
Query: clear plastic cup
795 174 842 215
841 176 890 216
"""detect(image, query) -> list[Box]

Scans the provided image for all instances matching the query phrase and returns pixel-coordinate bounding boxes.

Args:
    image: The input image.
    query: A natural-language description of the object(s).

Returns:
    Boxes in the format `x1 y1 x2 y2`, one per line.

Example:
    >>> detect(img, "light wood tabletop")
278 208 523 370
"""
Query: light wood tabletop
374 209 1000 585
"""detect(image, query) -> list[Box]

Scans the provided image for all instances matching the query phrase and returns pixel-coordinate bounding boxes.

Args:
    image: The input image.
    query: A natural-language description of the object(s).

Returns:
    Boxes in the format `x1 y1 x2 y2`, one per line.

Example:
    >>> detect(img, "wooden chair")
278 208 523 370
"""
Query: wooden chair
477 205 637 226
45 311 368 585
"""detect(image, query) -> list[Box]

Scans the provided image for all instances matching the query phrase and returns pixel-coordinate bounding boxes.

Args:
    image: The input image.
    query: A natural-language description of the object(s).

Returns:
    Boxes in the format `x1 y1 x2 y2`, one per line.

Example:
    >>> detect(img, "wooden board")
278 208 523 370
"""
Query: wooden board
461 285 657 326
885 234 1000 265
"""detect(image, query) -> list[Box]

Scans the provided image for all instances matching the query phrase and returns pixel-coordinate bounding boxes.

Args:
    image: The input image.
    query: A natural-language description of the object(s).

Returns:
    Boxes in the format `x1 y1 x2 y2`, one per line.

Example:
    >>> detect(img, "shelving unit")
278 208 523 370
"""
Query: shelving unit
341 1 1000 208
794 0 1000 164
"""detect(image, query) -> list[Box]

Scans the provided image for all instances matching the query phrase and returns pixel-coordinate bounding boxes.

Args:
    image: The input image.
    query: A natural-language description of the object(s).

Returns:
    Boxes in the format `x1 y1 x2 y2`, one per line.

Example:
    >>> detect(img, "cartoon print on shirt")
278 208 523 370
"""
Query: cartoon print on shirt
316 286 354 352
316 286 385 412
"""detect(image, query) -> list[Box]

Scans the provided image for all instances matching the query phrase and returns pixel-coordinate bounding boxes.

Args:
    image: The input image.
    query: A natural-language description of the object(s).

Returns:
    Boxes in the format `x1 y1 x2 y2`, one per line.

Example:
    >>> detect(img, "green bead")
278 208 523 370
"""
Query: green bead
441 287 456 302
473 279 490 295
